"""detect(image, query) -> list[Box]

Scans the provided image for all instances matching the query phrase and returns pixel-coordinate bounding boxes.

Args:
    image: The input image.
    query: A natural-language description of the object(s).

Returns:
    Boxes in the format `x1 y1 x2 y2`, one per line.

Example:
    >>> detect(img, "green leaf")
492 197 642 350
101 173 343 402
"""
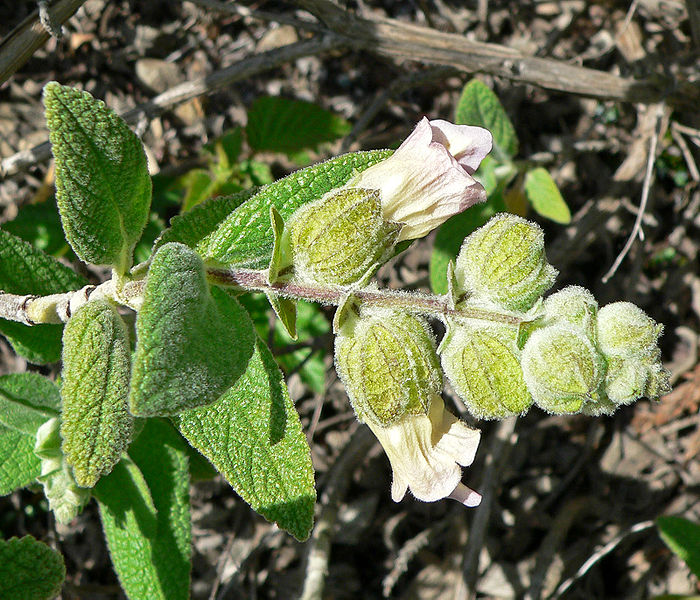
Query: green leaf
130 243 255 416
266 293 297 340
524 167 572 224
2 200 72 258
657 516 700 577
179 169 216 213
0 373 60 436
61 301 133 488
43 82 152 273
0 228 87 364
0 229 87 295
455 79 518 162
246 96 351 155
0 426 41 495
430 197 505 295
199 150 392 268
177 336 316 541
96 419 191 600
240 295 330 394
210 127 243 170
0 536 66 600
153 190 256 252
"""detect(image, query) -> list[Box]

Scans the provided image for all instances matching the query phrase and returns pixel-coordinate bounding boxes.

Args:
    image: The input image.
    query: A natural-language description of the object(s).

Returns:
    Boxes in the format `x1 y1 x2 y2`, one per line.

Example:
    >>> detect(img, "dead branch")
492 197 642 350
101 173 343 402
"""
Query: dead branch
296 0 699 109
0 0 87 85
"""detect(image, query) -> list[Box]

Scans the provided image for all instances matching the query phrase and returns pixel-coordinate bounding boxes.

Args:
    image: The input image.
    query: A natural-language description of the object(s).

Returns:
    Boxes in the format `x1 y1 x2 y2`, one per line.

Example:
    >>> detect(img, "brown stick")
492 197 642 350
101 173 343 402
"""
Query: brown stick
296 0 698 108
0 0 87 85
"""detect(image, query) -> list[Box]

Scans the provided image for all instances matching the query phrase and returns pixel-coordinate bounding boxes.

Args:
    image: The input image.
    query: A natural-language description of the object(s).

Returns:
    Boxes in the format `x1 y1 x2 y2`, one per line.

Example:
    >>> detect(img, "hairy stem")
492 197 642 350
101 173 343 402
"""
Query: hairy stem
0 266 525 326
208 267 524 325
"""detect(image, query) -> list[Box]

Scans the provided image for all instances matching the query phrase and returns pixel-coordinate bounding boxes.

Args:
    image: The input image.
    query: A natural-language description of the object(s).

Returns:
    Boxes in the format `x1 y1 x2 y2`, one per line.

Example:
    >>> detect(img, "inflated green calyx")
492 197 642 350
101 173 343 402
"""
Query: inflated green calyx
604 356 649 406
440 321 532 419
334 309 442 426
521 324 605 414
455 213 557 311
288 188 401 286
542 286 598 335
596 302 662 359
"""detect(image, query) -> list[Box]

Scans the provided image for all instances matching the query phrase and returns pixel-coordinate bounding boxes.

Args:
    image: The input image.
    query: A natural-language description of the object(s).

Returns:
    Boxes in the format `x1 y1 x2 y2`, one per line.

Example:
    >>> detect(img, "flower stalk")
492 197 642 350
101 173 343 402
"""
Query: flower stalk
0 266 527 327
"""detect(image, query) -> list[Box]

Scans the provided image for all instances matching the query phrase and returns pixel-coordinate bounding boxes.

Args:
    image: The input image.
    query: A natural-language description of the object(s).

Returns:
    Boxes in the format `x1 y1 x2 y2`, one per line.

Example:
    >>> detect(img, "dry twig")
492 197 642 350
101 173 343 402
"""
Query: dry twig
456 417 518 600
602 105 665 283
299 426 376 600
296 0 699 108
552 520 656 599
0 0 86 85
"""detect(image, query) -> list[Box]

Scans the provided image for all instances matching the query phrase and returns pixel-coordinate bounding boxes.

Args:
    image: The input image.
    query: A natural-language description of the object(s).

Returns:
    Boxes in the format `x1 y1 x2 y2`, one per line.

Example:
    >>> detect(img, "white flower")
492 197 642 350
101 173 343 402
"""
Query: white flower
365 394 482 506
348 117 492 241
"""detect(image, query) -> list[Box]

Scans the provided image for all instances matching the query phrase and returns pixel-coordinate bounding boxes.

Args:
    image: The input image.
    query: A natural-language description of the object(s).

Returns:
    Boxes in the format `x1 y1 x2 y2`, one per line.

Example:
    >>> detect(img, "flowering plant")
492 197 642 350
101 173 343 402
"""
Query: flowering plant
0 83 669 600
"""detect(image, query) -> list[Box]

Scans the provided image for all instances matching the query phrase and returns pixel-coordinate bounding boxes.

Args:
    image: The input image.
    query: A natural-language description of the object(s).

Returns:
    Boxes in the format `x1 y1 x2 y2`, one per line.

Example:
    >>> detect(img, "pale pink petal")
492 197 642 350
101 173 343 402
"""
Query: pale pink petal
346 117 491 241
429 119 493 173
365 394 481 505
448 483 482 507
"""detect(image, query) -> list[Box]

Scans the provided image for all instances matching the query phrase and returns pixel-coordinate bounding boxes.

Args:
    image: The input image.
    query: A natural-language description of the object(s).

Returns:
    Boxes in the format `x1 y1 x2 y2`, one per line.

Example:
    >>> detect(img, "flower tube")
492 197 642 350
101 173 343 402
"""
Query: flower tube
347 117 492 241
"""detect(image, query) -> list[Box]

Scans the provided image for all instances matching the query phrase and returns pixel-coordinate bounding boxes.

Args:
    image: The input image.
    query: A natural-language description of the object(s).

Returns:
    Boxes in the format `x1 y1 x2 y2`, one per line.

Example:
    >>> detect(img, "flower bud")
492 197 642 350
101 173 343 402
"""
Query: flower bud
455 214 557 312
334 309 442 426
288 188 401 286
440 321 533 419
542 286 598 334
521 324 605 414
596 302 662 359
604 356 650 406
35 418 91 524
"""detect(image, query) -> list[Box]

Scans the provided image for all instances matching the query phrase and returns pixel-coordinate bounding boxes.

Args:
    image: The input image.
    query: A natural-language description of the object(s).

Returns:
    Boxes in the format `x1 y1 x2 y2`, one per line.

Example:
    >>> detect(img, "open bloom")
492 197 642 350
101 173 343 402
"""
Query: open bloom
365 394 482 505
334 308 482 505
347 117 492 241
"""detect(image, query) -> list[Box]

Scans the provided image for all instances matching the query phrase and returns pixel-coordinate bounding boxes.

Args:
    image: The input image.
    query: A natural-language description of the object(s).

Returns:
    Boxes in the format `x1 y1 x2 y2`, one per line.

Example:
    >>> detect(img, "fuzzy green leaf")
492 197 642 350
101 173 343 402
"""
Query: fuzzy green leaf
35 417 91 523
130 243 255 416
455 80 518 162
0 228 87 363
246 96 351 155
199 150 392 268
266 293 297 340
267 205 286 284
524 167 571 224
240 295 330 394
657 516 700 577
0 536 66 600
0 426 41 495
153 190 256 253
177 336 316 541
43 82 151 273
61 302 133 488
0 373 61 436
96 420 191 600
